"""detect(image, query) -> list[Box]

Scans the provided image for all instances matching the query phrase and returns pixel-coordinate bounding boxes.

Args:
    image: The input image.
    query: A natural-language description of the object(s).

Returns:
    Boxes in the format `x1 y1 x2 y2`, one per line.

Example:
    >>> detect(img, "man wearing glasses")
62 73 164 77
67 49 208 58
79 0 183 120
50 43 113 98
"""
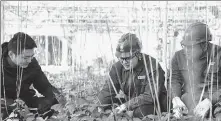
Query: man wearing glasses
97 33 167 118
170 22 221 119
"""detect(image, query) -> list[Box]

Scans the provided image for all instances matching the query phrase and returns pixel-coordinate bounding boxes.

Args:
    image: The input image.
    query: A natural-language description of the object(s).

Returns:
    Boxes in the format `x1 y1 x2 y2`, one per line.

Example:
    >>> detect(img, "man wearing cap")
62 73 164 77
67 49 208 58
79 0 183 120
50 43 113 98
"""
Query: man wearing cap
170 22 221 119
1 32 58 119
97 33 167 118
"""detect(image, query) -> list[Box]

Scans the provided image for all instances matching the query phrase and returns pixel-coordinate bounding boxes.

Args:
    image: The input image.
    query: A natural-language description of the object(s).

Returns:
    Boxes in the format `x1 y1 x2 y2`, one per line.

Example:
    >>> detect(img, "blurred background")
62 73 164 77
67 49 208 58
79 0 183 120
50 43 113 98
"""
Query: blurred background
1 1 221 100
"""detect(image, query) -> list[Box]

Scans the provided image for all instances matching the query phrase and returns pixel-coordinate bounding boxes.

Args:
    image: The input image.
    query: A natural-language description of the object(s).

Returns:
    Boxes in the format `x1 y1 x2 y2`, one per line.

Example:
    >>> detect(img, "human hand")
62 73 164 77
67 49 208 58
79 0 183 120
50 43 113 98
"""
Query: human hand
113 104 127 114
172 97 188 119
194 98 212 118
98 107 104 113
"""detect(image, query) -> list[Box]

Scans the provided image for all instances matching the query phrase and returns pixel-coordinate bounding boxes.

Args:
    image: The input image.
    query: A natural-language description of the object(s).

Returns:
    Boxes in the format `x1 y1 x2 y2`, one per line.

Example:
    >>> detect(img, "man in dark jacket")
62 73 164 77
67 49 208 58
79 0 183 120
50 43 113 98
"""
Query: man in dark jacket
1 32 58 119
97 33 167 118
170 22 221 119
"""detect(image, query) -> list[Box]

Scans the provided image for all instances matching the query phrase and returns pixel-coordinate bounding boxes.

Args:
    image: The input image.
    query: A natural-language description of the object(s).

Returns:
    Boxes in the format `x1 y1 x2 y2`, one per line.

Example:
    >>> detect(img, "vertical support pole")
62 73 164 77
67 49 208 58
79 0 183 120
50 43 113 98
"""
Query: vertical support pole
0 1 4 116
45 35 48 66
61 37 68 67
162 1 168 69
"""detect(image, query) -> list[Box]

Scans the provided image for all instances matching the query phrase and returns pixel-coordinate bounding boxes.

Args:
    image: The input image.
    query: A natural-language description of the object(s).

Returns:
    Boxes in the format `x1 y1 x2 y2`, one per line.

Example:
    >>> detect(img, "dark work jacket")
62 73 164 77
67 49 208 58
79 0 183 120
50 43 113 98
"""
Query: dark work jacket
170 43 221 105
98 54 166 110
1 42 56 103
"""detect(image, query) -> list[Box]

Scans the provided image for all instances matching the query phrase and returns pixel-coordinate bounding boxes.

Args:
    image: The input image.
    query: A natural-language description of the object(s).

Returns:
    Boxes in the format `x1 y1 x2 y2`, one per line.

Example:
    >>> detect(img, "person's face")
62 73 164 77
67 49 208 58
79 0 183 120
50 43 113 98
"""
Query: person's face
9 49 35 68
182 44 204 60
118 52 139 70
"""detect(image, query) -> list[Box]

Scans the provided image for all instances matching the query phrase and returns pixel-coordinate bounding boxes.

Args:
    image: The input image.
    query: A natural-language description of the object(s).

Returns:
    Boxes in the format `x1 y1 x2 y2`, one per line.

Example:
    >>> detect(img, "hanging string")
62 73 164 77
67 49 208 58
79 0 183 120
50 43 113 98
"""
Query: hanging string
16 1 23 101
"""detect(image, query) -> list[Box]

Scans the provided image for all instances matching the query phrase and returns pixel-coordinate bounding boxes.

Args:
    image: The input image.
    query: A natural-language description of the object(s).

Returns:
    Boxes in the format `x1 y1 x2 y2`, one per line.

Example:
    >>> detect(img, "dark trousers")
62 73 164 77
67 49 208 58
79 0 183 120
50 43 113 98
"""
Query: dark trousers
133 91 168 118
104 92 168 119
133 104 155 118
104 100 156 119
159 90 168 113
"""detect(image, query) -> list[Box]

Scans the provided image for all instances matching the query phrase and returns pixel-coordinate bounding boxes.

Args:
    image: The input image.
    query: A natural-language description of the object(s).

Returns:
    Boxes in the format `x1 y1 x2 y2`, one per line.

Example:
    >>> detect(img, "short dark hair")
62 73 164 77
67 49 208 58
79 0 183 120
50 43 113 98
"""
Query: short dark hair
116 33 142 52
8 32 37 54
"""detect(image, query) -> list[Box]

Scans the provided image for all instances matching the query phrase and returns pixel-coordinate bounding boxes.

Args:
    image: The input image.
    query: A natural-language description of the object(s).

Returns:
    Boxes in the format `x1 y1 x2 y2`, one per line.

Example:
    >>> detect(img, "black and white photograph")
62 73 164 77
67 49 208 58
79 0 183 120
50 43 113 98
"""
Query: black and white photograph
1 1 221 121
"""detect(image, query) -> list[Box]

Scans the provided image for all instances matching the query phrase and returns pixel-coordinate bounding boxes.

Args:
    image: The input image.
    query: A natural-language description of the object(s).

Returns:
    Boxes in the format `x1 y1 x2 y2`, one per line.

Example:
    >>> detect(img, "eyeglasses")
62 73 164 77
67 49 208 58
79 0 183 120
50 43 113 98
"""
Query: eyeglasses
118 54 136 63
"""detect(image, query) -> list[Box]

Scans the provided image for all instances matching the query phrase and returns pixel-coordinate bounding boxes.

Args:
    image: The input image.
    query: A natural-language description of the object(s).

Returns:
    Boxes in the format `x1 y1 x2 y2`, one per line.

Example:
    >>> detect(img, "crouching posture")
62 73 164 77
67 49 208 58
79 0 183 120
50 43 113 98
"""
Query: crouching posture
1 32 58 120
98 33 167 118
170 22 221 119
